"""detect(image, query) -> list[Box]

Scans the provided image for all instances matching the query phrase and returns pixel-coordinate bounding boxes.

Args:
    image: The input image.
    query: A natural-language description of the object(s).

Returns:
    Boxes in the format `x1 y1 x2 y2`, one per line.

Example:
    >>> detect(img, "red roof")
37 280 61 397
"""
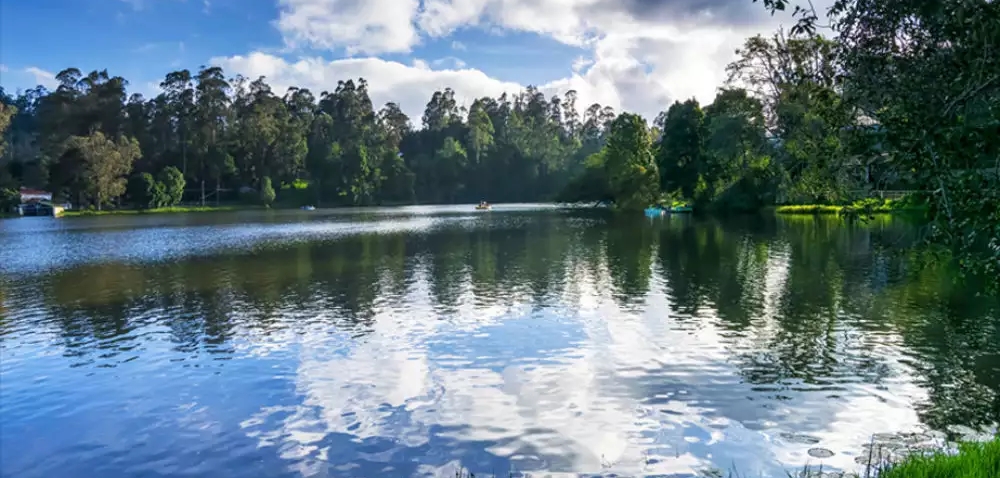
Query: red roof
19 188 51 196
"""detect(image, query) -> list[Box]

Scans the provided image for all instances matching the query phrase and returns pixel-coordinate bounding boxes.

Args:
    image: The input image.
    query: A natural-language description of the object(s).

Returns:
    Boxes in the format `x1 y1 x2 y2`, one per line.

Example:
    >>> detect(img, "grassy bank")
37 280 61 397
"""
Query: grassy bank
62 205 246 217
875 438 1000 478
775 198 927 216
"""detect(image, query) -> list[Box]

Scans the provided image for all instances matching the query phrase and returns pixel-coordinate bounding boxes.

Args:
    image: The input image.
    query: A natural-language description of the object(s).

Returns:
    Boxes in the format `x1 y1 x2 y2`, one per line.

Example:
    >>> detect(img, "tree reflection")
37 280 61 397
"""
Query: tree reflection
5 210 999 437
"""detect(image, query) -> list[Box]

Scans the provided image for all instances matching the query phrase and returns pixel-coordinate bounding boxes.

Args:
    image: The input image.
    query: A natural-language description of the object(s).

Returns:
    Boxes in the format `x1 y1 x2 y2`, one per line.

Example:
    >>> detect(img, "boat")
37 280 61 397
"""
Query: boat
475 201 491 211
301 205 316 211
644 204 692 216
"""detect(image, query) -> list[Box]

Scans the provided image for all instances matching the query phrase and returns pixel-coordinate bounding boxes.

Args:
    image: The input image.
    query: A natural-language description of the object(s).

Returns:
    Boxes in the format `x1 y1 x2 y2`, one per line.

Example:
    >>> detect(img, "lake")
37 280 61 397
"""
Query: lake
1 205 998 477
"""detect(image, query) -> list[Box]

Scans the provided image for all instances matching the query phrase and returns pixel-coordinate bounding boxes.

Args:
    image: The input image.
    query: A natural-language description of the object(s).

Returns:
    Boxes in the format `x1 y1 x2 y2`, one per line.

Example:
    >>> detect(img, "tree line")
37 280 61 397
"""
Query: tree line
0 66 620 210
0 34 908 213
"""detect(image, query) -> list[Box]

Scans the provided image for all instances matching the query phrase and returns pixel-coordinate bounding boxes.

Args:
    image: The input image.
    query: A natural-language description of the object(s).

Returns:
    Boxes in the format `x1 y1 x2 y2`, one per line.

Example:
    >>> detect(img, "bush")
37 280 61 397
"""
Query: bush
0 188 20 212
128 173 159 209
158 166 185 207
260 176 275 207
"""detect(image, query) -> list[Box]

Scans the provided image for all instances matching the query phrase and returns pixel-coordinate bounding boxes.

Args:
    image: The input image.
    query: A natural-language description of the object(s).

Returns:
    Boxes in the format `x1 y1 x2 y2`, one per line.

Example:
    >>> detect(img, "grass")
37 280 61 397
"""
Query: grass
775 197 928 216
775 204 848 215
61 205 246 217
875 438 1000 478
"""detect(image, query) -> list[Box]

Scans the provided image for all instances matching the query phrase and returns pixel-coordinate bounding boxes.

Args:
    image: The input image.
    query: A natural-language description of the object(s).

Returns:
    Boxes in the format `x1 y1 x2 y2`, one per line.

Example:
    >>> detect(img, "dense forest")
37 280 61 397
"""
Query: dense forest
0 36 913 213
0 0 997 272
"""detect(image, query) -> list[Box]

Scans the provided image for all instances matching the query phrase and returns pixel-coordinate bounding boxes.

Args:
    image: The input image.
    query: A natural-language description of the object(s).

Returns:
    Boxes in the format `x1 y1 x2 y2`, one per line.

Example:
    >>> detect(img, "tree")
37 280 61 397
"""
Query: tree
158 166 185 206
757 0 1000 280
555 150 612 205
128 172 163 209
701 88 774 209
193 66 231 205
260 176 275 206
604 113 660 211
63 132 140 210
0 187 19 212
161 70 195 176
0 101 16 188
656 99 705 199
0 102 15 158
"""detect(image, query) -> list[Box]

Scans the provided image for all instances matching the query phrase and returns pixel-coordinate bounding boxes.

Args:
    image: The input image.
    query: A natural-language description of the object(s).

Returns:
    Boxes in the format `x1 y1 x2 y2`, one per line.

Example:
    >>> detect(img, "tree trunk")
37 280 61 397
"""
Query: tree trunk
201 179 205 207
215 177 221 206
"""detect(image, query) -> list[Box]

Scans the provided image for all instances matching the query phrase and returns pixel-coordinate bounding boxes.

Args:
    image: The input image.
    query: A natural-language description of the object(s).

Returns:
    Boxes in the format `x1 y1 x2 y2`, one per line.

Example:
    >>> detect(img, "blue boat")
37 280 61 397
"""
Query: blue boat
645 205 692 216
301 205 316 211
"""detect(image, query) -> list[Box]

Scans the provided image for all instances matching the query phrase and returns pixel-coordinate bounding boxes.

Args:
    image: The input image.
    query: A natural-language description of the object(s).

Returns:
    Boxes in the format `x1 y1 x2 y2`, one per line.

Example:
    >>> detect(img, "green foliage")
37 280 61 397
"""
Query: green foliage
259 176 275 206
157 166 185 207
604 113 660 211
775 197 928 215
775 204 846 215
286 179 309 190
754 0 1000 285
555 150 612 204
128 172 160 209
0 187 19 212
656 99 705 199
877 438 1000 478
0 102 15 159
62 132 141 210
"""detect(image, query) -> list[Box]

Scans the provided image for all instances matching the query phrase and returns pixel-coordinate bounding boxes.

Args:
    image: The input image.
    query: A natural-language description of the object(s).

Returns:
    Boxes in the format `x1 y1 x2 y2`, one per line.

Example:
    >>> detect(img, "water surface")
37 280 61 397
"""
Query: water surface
2 205 998 477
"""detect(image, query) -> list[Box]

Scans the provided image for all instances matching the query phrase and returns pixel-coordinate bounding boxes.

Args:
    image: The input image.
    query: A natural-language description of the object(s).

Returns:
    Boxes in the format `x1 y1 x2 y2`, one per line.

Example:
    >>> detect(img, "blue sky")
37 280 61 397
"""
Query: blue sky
0 0 797 119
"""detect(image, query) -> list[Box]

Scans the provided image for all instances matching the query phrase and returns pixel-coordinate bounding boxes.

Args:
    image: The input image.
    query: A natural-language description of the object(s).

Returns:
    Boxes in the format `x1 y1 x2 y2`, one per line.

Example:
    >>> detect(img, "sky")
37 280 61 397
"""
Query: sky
0 0 804 120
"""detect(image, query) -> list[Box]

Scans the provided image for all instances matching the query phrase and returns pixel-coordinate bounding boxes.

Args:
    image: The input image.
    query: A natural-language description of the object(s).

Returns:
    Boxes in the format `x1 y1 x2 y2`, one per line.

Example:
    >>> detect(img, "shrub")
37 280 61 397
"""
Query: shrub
157 166 185 207
260 176 276 207
0 188 20 212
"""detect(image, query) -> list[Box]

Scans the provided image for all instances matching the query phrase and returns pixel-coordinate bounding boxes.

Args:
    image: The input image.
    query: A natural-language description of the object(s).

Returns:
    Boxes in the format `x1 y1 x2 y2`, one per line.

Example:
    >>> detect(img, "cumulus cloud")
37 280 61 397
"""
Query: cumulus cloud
275 0 422 55
217 0 806 120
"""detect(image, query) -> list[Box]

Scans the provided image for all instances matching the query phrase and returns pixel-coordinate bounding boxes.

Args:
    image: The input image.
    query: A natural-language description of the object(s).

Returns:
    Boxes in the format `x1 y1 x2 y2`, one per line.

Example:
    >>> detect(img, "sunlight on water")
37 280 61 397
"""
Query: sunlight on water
1 207 997 477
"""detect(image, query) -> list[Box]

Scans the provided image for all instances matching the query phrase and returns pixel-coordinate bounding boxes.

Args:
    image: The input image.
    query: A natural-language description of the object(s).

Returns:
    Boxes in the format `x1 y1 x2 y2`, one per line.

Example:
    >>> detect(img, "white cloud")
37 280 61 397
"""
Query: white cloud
0 64 8 73
275 0 422 55
219 0 806 120
24 66 58 90
236 250 932 476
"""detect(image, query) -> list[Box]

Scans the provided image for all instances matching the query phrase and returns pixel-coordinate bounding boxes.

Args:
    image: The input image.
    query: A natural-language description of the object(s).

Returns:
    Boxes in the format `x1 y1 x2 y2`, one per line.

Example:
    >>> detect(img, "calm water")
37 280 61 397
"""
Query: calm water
2 205 998 477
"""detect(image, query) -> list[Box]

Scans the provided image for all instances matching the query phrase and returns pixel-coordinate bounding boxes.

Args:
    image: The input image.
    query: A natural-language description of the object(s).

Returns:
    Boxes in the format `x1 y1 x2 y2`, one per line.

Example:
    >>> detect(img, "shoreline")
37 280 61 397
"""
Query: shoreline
60 205 248 217
9 201 929 219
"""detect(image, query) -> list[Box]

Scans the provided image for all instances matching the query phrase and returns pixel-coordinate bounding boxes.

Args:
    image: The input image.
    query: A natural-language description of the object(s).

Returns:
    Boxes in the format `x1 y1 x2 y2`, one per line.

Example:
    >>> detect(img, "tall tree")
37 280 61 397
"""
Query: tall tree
656 99 705 200
604 113 660 211
63 131 140 209
193 66 232 205
160 70 195 176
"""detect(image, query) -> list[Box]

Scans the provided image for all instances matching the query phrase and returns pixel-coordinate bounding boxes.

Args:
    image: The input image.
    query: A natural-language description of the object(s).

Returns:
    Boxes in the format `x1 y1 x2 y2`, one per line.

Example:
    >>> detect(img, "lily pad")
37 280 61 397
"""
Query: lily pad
780 432 822 445
808 447 835 459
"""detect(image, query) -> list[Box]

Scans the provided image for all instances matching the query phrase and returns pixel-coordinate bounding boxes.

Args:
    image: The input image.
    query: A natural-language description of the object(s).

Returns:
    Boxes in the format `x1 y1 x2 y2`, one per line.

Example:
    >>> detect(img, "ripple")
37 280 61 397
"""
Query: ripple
2 208 998 477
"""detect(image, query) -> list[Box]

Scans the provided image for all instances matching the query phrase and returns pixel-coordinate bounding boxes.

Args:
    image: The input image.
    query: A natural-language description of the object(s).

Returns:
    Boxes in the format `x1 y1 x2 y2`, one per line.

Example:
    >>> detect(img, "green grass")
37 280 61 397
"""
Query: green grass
62 205 245 217
775 204 847 215
775 197 928 216
876 438 1000 478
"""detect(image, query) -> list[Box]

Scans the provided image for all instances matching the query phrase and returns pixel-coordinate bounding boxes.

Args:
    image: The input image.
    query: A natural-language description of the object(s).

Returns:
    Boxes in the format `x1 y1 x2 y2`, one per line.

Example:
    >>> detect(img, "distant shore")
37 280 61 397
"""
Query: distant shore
61 205 247 217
